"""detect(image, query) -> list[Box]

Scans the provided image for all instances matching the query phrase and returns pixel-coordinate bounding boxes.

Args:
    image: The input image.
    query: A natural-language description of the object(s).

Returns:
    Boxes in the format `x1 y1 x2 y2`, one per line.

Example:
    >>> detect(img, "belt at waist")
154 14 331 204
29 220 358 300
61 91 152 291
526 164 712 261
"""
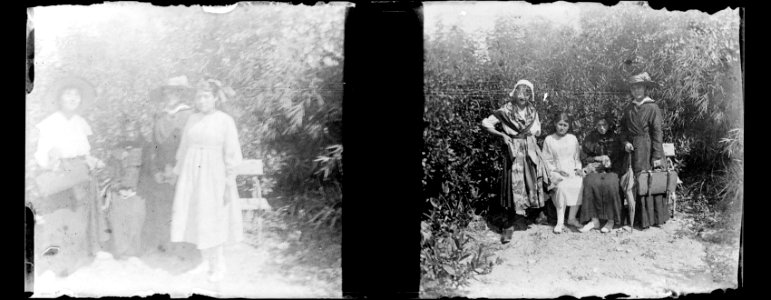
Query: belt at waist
189 145 221 150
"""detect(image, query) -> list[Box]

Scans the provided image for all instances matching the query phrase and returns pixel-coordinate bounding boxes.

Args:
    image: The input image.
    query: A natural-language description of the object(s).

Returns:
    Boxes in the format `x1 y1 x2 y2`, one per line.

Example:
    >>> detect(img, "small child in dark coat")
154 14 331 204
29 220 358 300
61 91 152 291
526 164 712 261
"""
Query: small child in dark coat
103 121 147 259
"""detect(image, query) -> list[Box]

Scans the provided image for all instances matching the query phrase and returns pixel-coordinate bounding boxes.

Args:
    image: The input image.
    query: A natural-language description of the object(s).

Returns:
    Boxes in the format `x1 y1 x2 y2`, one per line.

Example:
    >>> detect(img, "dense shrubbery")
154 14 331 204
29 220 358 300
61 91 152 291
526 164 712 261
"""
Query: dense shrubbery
421 3 742 292
25 3 344 232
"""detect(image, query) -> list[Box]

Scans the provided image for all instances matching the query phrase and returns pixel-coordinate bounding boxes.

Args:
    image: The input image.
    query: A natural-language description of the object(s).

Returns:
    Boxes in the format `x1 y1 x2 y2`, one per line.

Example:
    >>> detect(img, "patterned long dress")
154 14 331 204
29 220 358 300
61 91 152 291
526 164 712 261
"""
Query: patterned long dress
620 97 669 227
481 102 551 215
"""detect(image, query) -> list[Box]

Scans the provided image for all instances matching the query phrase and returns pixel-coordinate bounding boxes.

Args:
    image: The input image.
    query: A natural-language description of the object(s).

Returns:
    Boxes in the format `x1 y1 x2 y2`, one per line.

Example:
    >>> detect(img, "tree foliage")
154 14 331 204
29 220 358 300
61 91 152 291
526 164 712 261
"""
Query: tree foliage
421 3 742 292
25 3 345 222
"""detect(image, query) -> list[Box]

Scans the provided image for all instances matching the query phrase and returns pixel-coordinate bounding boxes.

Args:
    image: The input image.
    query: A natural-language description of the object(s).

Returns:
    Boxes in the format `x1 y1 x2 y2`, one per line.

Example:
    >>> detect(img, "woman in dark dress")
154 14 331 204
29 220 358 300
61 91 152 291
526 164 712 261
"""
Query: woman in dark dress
578 117 624 233
620 72 669 228
138 76 195 255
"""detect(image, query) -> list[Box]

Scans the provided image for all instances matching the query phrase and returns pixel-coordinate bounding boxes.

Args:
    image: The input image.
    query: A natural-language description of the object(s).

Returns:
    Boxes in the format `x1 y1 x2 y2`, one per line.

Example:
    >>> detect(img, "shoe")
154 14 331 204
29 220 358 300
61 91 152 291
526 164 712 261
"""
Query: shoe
553 224 564 234
187 260 210 275
567 219 582 228
95 251 113 260
601 221 615 233
500 228 513 244
207 263 226 282
579 223 596 233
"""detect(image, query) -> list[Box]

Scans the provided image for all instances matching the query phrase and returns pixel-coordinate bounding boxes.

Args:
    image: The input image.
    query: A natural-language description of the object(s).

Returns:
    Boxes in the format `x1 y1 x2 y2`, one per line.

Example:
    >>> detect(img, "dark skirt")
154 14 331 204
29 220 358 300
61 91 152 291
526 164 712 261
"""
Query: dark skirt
106 194 146 258
138 176 175 253
579 172 623 224
635 194 669 228
33 177 109 277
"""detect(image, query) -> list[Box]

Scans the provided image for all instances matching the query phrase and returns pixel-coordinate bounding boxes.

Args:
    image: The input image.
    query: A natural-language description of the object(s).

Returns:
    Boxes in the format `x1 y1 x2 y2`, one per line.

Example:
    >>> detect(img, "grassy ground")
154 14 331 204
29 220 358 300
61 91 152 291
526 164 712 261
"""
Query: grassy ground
452 209 740 298
31 197 342 298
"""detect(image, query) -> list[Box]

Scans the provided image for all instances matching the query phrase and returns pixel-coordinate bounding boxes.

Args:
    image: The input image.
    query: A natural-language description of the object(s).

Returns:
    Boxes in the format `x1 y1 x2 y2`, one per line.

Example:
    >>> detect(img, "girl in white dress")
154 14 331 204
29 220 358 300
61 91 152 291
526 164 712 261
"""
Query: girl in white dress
541 113 584 233
171 80 244 282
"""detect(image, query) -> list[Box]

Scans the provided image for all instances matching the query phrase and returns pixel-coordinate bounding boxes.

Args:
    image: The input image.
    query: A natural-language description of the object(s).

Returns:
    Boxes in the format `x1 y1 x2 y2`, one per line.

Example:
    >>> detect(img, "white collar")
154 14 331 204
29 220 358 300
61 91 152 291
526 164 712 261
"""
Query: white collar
164 104 191 115
632 97 654 107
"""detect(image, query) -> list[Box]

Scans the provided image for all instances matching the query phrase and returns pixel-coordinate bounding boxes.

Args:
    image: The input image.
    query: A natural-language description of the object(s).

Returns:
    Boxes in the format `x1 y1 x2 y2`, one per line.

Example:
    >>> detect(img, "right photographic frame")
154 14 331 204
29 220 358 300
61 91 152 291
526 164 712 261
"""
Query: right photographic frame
420 1 742 298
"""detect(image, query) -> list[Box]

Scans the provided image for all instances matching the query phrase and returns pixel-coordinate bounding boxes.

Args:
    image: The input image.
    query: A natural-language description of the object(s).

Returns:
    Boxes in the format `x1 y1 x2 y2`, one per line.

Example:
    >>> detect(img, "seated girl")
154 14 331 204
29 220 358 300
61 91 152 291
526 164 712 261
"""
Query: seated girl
578 117 624 233
541 113 583 234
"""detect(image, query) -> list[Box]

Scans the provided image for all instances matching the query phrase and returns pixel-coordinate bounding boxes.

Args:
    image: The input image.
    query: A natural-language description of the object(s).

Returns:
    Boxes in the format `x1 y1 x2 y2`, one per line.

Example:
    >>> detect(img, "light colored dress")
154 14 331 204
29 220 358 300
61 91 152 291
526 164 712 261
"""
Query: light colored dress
171 110 244 250
542 133 583 206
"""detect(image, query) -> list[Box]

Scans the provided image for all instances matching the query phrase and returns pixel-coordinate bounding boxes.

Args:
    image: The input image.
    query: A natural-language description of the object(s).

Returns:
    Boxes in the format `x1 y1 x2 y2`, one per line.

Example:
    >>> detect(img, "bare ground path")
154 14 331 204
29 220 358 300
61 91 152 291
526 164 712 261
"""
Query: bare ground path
462 215 739 298
31 207 342 298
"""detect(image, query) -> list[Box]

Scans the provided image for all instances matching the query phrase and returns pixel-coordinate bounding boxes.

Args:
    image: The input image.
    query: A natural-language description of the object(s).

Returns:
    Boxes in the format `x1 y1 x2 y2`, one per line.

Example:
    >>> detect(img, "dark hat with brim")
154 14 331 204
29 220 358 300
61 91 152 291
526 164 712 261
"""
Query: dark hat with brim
150 75 194 102
43 76 97 113
628 72 659 88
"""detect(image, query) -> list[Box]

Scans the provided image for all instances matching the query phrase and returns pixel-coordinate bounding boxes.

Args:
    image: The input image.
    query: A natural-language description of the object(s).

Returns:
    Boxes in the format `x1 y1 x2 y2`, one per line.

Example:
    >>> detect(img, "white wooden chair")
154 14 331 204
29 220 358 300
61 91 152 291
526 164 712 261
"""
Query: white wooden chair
234 159 271 242
662 143 682 218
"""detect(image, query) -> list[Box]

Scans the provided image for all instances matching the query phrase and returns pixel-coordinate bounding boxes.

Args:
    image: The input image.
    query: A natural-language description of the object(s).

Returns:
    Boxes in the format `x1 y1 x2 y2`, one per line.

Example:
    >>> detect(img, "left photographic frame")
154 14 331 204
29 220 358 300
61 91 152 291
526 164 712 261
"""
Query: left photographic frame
25 2 345 298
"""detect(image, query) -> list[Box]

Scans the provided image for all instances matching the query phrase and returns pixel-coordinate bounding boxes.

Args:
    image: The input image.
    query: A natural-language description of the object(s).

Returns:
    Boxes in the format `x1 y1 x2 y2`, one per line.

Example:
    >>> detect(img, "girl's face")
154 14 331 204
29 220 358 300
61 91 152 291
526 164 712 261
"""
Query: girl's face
60 88 82 113
556 120 569 136
512 86 531 106
596 120 608 135
630 84 646 100
195 90 216 113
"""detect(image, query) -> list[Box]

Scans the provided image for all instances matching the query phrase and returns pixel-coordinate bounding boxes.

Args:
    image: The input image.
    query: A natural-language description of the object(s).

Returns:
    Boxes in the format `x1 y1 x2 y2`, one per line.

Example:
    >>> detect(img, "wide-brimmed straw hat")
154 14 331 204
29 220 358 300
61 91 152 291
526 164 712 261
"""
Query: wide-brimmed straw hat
43 76 97 113
628 72 658 88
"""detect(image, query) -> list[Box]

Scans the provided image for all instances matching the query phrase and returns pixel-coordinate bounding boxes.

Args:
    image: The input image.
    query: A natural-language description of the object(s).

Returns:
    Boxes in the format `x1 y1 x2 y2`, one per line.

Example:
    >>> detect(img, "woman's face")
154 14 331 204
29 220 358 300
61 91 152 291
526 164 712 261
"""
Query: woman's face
596 120 608 135
555 120 569 136
630 84 646 100
59 88 82 112
164 89 183 107
195 90 216 113
512 85 531 106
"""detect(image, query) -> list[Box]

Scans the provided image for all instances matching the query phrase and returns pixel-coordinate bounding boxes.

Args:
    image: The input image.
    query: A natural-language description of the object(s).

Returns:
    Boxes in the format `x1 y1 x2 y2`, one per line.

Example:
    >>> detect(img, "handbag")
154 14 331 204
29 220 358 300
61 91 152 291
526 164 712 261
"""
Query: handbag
35 158 91 197
635 158 678 196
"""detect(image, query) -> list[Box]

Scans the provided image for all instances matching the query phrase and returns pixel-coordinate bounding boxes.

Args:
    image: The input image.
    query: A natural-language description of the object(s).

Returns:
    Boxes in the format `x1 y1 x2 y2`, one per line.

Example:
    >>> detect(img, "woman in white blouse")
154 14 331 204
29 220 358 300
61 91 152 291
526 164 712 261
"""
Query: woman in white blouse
541 112 584 234
32 77 109 277
170 80 244 282
480 79 552 243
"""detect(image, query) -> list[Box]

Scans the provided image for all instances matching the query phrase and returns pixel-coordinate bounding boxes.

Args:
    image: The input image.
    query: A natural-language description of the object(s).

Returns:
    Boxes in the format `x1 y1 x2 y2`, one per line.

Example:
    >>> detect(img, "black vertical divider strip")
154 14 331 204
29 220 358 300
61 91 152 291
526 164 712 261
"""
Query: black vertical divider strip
25 8 35 295
342 2 424 298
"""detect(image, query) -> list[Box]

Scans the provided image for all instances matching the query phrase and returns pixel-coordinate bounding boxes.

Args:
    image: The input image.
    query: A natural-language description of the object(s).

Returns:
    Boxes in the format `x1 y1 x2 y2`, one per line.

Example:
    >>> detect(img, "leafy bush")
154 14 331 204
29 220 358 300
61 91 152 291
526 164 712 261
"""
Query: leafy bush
422 2 742 292
420 184 495 296
26 3 344 235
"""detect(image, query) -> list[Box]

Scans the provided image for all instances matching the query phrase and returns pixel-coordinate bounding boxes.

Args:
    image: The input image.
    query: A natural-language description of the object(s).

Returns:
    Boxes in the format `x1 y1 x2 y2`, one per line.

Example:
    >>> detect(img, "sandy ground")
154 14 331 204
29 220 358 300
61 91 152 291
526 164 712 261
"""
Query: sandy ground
31 211 342 298
462 216 740 298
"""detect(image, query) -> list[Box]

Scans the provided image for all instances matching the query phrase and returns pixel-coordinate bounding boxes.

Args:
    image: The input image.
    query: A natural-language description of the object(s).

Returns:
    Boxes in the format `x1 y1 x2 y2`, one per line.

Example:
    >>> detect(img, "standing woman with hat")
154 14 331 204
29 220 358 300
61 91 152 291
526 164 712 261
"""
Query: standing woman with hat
138 76 196 255
480 79 552 243
169 79 244 282
619 72 669 228
32 76 110 277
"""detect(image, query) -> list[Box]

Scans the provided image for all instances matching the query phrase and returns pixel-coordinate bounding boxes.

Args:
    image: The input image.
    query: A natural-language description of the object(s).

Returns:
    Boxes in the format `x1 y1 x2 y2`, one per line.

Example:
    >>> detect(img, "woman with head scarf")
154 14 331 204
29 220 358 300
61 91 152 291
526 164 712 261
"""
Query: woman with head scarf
480 80 552 243
577 117 624 233
170 79 244 282
620 72 669 229
32 76 110 278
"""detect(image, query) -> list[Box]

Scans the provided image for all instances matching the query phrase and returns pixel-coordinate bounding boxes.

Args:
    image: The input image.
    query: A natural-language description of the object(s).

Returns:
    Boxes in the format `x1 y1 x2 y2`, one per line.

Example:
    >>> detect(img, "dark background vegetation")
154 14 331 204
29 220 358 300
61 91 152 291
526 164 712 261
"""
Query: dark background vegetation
420 3 742 295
